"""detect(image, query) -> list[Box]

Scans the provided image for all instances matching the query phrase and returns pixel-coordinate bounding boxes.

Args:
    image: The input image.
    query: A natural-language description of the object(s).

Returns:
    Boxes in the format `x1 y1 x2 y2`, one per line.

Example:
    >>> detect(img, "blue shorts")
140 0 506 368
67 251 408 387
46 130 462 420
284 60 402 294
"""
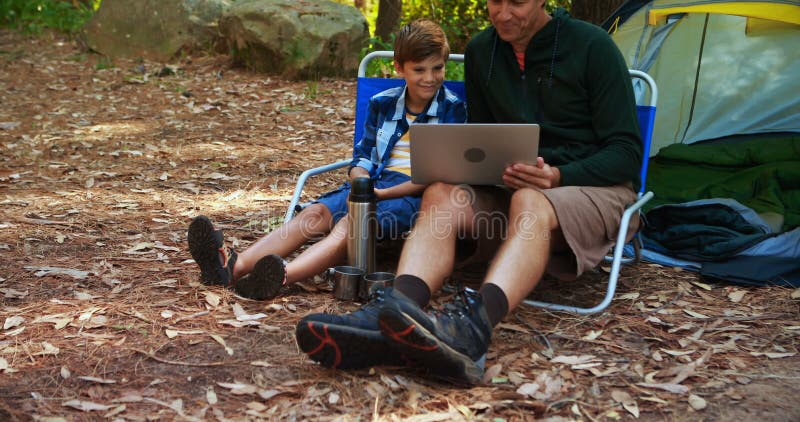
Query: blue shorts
313 170 420 239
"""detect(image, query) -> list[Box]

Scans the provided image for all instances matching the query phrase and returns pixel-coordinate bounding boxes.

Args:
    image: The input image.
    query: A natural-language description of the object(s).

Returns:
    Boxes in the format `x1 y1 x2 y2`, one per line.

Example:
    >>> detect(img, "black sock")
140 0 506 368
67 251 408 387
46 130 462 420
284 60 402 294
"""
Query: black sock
393 274 431 307
479 283 509 327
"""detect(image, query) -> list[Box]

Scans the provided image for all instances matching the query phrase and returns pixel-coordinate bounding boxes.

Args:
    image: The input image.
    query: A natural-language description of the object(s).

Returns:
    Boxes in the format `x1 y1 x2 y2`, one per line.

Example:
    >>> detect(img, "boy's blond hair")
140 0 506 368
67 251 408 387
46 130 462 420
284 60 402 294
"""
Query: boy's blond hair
394 19 450 65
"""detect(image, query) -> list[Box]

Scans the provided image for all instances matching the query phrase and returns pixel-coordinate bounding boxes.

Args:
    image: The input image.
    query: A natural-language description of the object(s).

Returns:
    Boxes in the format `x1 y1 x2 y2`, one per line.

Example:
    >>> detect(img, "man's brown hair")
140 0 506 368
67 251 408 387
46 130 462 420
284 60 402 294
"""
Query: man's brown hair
394 19 450 65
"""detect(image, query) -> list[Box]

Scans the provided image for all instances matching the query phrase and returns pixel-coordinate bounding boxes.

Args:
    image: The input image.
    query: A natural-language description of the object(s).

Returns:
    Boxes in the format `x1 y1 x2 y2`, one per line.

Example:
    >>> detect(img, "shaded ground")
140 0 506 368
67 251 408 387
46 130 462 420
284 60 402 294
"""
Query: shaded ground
1 30 799 421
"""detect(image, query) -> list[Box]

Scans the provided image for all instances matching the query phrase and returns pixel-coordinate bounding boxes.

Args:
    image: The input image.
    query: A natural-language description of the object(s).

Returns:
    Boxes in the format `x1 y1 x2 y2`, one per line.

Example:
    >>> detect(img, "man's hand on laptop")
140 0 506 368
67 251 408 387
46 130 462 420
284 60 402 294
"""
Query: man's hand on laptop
502 157 561 190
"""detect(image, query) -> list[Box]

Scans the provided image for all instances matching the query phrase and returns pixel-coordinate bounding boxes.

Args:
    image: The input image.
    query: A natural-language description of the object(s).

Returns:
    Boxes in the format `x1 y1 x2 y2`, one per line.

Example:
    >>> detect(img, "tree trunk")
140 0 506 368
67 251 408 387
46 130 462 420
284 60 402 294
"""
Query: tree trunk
571 0 626 25
375 0 402 42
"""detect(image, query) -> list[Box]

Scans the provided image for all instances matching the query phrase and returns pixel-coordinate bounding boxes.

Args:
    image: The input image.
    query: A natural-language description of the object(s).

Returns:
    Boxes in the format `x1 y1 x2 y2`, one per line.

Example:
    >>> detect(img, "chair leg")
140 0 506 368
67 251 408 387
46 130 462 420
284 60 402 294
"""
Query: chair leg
522 192 653 315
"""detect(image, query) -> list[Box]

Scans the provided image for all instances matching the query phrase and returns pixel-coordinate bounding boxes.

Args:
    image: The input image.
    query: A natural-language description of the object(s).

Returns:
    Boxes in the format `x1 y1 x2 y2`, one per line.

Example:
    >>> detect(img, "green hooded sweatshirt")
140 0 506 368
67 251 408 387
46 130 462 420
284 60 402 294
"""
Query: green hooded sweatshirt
465 8 643 188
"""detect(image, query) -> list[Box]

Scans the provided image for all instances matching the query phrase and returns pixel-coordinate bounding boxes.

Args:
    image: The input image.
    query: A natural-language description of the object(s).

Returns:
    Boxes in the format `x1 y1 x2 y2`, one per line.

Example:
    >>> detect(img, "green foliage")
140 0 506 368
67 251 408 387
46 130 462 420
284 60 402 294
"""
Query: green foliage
401 0 572 53
359 0 572 78
360 35 395 77
401 0 490 53
1 0 101 34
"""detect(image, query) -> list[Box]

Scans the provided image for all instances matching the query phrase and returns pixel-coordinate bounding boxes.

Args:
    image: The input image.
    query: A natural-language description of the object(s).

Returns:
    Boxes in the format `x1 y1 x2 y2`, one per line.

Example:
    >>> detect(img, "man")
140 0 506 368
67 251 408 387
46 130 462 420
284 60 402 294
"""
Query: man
296 0 642 384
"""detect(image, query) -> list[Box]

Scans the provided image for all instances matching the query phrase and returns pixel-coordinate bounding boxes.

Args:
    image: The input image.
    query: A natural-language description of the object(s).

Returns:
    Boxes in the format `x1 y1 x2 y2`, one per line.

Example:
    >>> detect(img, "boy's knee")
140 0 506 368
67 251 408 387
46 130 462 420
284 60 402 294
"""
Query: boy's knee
298 204 334 228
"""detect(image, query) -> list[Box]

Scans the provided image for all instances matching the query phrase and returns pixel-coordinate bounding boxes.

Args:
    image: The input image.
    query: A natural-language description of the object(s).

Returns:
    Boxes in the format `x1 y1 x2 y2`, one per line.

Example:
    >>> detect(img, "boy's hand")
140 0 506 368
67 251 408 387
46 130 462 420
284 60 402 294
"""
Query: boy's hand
373 188 385 201
502 157 561 190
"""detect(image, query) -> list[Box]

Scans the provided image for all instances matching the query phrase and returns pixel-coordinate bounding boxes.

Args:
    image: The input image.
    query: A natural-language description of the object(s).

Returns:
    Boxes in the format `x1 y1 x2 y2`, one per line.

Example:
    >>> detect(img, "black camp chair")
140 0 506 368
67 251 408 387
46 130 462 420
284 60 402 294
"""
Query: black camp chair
285 52 658 315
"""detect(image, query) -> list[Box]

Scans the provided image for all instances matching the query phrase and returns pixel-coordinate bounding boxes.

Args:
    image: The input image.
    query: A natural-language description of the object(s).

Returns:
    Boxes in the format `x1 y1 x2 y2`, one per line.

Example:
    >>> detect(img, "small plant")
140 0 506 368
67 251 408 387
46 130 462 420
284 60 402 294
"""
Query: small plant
95 56 114 70
304 80 319 100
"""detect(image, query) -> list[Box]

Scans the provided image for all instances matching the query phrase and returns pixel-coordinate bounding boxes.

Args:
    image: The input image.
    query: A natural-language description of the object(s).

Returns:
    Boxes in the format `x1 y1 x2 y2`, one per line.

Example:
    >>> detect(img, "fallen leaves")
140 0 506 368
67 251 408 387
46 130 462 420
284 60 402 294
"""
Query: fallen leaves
62 400 114 412
78 376 117 384
3 315 24 330
217 382 286 401
25 266 90 280
204 291 222 308
637 382 690 394
209 334 234 356
0 357 15 373
683 309 710 319
1 30 798 422
0 121 21 130
728 290 746 303
688 394 707 410
749 351 797 359
612 390 640 418
515 372 564 401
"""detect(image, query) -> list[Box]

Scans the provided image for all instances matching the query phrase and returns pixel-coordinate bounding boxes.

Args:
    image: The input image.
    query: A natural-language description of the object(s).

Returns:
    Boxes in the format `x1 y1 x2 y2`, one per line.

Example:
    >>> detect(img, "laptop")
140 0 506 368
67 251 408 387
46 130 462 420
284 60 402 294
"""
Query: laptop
409 123 540 185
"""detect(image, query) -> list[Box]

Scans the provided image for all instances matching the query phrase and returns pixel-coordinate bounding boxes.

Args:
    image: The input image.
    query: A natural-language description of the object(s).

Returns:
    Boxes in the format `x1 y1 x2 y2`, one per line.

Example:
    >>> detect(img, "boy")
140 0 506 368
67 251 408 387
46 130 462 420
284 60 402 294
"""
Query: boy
187 20 466 303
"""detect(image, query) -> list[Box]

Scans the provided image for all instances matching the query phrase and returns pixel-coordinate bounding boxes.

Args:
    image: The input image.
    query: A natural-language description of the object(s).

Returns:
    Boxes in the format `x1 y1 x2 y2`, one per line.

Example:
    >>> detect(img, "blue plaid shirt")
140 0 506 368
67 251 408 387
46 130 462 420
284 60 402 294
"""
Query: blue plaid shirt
350 85 466 176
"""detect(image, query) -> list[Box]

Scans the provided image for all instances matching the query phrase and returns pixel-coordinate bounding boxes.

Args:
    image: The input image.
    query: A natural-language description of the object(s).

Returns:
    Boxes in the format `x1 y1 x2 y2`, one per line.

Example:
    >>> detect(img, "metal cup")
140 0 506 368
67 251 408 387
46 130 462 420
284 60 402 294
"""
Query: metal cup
329 265 364 301
359 272 395 301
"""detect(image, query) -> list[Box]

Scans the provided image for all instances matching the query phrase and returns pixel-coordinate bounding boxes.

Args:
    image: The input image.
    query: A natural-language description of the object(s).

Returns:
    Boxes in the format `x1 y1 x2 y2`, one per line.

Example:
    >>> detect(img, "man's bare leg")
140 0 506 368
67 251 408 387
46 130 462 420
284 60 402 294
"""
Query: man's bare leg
395 183 482 293
483 188 564 310
234 204 333 280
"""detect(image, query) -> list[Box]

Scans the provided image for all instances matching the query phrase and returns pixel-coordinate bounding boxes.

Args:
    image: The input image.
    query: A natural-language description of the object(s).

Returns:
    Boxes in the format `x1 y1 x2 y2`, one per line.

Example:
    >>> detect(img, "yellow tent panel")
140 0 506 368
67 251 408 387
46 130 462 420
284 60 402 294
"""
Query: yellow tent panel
648 2 800 26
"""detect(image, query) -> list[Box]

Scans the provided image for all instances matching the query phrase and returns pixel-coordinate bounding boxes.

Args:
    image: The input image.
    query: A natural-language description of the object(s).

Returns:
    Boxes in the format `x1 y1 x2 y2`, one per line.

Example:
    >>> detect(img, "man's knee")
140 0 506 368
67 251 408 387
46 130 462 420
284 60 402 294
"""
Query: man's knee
421 182 472 211
509 188 557 230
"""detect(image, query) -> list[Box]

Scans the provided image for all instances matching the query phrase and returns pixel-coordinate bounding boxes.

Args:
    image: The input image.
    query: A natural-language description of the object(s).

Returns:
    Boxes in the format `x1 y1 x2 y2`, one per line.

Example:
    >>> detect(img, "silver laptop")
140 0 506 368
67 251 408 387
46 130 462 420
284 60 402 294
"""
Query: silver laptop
409 123 540 185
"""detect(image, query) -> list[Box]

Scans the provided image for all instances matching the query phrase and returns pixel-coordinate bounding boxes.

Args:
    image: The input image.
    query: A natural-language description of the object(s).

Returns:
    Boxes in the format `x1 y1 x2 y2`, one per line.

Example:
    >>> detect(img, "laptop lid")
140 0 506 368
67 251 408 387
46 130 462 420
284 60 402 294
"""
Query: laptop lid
409 123 540 185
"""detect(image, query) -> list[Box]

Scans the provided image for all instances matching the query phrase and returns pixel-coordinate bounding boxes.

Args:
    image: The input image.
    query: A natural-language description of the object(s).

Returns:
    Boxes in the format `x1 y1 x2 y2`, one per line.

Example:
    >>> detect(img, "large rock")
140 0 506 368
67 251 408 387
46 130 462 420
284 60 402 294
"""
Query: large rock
220 0 369 79
81 0 231 61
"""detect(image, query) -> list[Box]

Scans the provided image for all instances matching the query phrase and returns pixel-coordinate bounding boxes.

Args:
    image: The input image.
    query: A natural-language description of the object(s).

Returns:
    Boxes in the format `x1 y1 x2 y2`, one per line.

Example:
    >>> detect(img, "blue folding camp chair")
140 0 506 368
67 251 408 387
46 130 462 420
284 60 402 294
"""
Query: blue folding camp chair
283 50 466 223
284 53 657 316
522 69 658 314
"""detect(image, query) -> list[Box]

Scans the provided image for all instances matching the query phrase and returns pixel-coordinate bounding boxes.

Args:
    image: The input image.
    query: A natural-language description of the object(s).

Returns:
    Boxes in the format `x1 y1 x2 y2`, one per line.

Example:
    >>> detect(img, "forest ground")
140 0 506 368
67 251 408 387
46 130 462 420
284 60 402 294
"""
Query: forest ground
1 30 799 421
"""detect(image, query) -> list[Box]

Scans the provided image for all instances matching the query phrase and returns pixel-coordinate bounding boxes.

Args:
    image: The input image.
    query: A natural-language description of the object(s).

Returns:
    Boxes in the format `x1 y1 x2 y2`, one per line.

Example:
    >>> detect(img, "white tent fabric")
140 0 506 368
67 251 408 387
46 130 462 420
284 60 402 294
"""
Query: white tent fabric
608 0 800 154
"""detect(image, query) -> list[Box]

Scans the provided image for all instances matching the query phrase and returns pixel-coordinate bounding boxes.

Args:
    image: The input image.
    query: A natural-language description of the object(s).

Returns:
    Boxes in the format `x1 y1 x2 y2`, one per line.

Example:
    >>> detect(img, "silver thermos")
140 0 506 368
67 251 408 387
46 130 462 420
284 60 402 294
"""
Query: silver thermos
347 177 376 274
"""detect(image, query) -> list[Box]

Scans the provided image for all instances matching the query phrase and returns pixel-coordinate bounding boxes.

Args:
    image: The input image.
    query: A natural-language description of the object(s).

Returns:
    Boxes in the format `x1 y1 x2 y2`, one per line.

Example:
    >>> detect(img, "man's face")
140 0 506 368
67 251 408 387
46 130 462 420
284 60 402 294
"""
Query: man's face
394 55 446 111
487 0 548 50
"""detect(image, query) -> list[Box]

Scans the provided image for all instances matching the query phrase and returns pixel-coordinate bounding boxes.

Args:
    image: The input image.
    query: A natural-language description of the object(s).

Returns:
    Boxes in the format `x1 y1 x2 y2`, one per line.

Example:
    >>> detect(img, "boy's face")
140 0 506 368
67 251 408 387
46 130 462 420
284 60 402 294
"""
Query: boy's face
394 55 446 112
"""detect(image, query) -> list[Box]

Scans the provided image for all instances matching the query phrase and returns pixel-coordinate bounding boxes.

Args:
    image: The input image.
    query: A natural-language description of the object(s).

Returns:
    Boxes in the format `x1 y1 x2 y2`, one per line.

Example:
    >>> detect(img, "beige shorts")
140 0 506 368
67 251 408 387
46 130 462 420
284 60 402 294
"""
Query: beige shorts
541 184 639 280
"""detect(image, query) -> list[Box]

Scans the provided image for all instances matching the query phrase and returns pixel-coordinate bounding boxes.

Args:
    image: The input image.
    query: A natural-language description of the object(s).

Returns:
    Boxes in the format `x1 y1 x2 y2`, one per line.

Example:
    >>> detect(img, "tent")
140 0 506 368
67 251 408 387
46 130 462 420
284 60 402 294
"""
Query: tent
603 0 799 153
601 1 800 286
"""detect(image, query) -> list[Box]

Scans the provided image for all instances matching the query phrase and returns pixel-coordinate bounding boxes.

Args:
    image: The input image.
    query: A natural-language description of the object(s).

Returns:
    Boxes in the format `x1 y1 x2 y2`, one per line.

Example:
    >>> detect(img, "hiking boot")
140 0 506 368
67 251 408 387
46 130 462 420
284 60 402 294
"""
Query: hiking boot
233 254 286 300
295 286 406 370
378 287 492 384
187 215 236 286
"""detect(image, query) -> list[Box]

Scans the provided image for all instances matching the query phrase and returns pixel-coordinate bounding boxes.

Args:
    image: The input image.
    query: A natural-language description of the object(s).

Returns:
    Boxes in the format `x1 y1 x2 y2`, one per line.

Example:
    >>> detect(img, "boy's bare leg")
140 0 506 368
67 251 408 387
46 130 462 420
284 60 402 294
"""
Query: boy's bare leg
285 216 349 283
234 204 334 280
481 188 563 310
